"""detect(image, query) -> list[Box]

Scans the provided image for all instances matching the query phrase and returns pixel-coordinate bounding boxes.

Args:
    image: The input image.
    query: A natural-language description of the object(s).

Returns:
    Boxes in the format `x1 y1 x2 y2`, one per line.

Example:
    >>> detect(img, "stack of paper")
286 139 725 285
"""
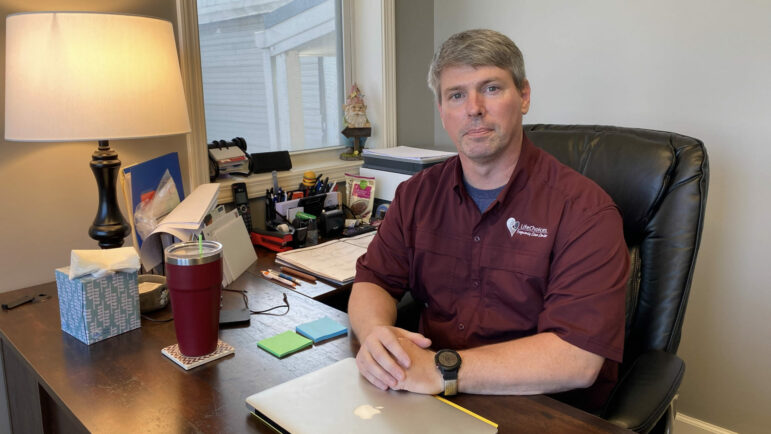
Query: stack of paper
274 232 376 285
139 183 220 270
362 146 456 163
202 209 258 286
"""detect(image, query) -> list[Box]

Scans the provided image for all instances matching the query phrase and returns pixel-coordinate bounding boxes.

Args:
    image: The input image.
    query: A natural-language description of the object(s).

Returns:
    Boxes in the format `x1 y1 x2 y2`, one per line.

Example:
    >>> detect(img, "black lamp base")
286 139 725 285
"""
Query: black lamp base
88 140 130 249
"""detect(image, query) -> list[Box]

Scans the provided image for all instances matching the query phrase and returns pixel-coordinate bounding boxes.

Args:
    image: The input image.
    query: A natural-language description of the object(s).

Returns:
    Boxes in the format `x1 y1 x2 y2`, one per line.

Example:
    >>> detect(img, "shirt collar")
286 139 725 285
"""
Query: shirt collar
451 131 537 204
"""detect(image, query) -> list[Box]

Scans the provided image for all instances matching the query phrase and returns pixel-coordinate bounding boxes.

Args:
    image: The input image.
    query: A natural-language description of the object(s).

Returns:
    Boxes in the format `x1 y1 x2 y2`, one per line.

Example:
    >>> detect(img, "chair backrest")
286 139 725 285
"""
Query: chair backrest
524 124 709 367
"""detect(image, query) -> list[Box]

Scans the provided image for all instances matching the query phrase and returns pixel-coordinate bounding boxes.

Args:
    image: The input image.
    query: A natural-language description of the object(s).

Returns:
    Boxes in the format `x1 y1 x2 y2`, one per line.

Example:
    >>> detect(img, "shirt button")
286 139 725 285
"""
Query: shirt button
473 236 481 242
458 323 465 330
472 280 479 287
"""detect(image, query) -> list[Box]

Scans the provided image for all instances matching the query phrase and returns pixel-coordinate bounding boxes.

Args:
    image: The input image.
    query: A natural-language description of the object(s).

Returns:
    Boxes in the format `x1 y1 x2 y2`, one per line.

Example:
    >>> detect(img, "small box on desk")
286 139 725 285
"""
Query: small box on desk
54 267 141 345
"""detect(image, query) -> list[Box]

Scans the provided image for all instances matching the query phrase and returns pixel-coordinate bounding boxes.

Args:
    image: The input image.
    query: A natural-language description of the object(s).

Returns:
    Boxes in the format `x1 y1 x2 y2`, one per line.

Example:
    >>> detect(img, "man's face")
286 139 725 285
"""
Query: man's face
437 65 530 163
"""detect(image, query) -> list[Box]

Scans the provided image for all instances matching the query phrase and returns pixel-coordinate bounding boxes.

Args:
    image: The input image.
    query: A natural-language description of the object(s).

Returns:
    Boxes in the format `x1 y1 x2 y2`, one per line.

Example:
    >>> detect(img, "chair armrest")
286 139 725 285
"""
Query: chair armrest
601 350 685 433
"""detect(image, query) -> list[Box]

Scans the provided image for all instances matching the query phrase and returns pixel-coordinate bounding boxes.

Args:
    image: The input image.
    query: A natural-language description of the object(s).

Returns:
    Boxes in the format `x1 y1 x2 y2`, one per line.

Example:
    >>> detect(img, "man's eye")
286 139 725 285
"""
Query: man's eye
485 85 500 93
448 92 462 100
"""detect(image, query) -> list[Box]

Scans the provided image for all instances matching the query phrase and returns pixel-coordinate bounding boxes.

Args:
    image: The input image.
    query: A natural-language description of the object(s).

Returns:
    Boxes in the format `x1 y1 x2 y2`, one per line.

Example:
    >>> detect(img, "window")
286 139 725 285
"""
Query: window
176 0 394 201
196 0 342 153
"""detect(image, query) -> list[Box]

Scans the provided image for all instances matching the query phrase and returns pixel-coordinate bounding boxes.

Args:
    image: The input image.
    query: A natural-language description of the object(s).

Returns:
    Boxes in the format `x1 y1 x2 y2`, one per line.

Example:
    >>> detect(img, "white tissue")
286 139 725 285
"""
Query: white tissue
69 247 141 280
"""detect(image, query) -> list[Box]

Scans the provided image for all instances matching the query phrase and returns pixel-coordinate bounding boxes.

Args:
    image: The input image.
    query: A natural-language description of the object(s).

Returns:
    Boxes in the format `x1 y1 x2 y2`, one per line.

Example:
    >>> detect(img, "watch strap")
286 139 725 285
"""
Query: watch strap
443 378 458 396
435 349 461 396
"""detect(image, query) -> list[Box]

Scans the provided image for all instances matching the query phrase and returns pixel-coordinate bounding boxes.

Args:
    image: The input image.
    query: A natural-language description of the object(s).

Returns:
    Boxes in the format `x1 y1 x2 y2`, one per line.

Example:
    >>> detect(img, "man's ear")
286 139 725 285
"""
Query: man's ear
520 80 531 114
437 100 446 129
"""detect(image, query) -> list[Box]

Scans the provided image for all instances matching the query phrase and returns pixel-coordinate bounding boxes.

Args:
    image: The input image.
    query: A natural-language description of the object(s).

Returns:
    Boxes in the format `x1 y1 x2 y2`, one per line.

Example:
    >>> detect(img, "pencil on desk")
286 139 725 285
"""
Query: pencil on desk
279 266 317 284
261 270 296 288
434 396 498 428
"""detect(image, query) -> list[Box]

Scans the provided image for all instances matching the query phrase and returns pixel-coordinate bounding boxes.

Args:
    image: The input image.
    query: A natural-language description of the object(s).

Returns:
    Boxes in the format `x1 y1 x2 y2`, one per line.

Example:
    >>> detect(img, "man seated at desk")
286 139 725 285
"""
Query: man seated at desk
348 29 629 411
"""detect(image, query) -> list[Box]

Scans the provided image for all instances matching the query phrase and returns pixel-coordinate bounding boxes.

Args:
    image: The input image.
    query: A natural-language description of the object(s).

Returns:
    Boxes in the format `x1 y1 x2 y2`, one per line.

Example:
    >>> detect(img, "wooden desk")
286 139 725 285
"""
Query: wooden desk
0 269 630 433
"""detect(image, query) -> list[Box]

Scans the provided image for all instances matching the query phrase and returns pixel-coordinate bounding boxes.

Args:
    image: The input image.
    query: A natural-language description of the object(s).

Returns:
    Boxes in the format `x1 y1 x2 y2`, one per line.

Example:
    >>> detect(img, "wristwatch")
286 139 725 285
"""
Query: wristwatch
434 349 462 396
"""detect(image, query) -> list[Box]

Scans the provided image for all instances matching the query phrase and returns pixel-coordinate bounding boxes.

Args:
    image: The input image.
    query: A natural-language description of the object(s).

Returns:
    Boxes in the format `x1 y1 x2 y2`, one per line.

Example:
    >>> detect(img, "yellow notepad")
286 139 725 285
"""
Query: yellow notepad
258 331 312 358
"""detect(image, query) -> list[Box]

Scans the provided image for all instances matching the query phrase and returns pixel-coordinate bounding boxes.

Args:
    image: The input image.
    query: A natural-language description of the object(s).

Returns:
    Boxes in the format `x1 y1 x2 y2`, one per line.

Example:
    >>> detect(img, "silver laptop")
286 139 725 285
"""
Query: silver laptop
245 357 498 433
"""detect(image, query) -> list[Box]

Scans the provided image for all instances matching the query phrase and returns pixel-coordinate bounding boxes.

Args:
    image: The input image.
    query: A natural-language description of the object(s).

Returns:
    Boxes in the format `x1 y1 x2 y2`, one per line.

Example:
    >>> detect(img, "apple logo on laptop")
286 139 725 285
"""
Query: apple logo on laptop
354 404 384 420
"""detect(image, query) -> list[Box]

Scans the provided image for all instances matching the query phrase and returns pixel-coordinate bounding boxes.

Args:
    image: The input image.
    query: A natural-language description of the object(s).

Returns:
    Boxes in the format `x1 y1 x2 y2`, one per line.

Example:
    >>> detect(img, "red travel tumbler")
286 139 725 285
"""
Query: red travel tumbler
165 240 223 357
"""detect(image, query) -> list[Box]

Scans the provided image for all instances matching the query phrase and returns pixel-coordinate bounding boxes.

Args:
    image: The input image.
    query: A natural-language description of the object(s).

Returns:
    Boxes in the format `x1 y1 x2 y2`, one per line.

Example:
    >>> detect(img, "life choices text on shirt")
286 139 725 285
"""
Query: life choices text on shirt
506 217 548 238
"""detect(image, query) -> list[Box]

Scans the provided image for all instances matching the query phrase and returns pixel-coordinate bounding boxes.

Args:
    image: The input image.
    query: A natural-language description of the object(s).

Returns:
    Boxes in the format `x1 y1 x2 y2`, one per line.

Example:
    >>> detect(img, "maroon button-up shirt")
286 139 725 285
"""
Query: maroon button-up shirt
355 133 629 408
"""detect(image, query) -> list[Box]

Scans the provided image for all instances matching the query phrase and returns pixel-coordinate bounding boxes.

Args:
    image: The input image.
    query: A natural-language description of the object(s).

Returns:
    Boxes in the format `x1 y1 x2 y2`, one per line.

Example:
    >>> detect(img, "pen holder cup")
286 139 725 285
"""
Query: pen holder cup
293 227 308 248
298 194 325 218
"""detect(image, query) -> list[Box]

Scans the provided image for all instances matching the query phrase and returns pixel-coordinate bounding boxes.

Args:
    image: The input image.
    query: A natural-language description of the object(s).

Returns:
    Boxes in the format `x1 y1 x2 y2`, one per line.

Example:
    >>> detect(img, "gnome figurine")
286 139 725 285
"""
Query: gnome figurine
341 83 372 160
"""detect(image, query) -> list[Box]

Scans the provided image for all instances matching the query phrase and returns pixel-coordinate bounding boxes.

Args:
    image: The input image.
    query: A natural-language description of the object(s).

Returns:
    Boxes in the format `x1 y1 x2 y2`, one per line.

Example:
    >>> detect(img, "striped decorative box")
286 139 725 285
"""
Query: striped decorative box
54 267 140 345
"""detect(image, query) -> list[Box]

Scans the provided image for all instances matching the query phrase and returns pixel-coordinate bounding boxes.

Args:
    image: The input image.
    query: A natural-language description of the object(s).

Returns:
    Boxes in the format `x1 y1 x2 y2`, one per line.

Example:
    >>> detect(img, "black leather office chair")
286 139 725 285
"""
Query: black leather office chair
395 124 709 433
523 124 709 433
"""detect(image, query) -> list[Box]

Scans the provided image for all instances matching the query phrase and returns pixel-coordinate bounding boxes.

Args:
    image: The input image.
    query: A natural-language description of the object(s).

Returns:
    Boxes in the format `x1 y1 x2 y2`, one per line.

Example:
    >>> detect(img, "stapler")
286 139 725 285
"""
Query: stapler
250 228 293 252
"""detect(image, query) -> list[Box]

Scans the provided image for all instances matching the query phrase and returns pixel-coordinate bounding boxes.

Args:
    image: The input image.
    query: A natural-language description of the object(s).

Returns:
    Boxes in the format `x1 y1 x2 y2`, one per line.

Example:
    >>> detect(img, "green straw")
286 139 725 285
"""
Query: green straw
198 233 203 255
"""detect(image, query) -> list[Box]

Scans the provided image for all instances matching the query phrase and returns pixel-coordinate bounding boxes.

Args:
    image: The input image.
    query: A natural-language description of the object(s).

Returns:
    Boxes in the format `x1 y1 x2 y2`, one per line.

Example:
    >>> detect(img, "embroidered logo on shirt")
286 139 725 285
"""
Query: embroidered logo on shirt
506 218 520 236
506 217 548 238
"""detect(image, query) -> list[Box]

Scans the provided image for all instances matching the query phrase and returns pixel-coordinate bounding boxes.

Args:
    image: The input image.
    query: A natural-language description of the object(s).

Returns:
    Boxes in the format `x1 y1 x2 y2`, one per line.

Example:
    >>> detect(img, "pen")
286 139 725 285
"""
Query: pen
267 270 298 287
272 170 279 193
280 266 317 284
268 269 301 285
261 270 296 287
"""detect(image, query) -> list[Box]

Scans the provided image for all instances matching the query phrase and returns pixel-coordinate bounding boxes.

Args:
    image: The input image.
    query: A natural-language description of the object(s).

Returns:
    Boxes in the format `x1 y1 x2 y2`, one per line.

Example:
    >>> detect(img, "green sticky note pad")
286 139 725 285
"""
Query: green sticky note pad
258 331 313 358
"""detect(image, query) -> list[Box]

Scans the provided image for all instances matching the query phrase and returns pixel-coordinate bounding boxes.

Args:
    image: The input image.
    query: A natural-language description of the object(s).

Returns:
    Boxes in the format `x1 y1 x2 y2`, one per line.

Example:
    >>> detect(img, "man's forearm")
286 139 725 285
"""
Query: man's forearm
456 332 604 395
348 282 398 341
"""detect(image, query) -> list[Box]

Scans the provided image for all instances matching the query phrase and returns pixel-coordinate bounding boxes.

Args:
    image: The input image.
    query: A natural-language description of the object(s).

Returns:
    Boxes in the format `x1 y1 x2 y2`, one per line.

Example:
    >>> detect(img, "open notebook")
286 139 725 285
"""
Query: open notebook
245 357 498 434
274 232 376 285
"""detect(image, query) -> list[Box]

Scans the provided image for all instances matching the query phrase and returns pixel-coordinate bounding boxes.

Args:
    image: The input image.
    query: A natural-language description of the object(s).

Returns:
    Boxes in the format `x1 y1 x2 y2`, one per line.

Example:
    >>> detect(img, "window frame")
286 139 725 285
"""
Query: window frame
175 0 396 203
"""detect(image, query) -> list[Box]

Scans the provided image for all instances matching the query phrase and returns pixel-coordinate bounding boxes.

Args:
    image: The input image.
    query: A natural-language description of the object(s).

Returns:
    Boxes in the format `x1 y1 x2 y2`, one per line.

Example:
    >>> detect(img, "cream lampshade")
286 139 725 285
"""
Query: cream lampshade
4 12 191 247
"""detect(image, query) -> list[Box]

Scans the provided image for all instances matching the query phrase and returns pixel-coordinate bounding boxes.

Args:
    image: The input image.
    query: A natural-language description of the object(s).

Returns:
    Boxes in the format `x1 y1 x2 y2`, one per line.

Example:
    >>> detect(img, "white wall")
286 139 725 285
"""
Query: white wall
428 1 770 432
395 0 434 147
0 0 189 293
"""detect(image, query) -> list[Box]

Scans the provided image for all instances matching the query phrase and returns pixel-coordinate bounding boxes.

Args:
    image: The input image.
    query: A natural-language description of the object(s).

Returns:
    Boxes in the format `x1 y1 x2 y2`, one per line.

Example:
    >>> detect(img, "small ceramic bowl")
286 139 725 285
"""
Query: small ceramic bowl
138 274 169 313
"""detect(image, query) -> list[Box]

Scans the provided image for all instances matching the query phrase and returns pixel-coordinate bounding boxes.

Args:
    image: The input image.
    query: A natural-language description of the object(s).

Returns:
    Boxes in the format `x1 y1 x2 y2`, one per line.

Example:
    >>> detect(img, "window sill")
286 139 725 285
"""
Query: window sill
214 146 363 203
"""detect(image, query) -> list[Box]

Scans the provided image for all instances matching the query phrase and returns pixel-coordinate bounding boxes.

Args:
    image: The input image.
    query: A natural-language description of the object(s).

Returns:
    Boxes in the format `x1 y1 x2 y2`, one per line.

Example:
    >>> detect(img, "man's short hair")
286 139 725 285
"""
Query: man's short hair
427 29 527 104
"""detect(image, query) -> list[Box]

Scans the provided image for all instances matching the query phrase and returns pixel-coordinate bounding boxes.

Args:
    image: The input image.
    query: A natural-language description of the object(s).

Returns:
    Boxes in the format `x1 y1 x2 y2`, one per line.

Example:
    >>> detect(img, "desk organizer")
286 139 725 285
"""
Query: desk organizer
54 267 141 345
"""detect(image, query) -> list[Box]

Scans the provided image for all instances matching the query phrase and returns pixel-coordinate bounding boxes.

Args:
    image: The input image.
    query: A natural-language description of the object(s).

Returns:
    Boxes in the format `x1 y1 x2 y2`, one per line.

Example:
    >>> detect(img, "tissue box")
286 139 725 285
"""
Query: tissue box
55 267 141 345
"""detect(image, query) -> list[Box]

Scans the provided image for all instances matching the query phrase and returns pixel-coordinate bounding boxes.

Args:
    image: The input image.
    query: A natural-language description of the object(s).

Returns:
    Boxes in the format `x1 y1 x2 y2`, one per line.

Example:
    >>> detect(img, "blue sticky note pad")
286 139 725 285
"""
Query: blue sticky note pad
296 317 348 343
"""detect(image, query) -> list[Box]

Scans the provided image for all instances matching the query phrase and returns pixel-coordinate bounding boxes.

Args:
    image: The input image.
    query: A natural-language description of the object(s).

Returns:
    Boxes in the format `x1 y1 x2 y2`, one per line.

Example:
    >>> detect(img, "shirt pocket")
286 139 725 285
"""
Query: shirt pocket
410 228 468 317
479 246 549 324
481 245 549 278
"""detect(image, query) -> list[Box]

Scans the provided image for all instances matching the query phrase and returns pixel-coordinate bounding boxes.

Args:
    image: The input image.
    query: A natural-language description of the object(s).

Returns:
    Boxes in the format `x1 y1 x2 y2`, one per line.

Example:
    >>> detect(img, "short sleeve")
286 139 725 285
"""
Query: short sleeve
354 183 412 300
538 206 629 363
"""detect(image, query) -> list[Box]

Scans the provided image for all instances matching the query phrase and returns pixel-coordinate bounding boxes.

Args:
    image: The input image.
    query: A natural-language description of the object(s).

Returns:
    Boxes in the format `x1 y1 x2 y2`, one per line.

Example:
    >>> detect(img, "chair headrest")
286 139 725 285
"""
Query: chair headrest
524 125 678 244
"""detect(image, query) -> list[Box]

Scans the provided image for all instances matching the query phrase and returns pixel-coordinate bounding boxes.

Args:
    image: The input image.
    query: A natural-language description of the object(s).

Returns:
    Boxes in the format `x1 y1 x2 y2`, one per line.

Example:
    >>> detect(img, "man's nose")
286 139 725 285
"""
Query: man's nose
466 92 485 117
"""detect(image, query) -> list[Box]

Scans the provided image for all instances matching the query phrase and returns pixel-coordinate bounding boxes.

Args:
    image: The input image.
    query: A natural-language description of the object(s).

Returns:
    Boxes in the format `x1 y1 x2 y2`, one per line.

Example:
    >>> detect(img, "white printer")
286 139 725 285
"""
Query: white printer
359 146 456 201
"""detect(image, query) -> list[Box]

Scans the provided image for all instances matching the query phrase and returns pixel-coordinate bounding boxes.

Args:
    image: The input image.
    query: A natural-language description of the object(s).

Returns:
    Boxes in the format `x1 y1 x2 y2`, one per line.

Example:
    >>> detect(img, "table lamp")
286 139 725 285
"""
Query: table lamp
4 12 191 248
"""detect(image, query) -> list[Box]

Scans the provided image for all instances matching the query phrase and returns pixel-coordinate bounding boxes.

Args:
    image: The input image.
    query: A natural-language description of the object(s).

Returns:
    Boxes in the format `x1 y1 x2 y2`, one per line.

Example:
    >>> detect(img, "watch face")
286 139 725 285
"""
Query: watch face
436 350 461 369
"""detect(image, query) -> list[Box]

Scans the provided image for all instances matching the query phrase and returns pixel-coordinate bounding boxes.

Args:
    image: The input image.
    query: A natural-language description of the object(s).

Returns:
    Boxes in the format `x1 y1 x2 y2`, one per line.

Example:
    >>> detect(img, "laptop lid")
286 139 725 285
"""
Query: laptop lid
245 358 498 434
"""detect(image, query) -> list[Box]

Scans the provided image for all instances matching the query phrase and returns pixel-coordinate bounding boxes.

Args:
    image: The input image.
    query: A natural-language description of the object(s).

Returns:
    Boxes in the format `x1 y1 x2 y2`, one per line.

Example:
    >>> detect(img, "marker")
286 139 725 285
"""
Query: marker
261 270 295 287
